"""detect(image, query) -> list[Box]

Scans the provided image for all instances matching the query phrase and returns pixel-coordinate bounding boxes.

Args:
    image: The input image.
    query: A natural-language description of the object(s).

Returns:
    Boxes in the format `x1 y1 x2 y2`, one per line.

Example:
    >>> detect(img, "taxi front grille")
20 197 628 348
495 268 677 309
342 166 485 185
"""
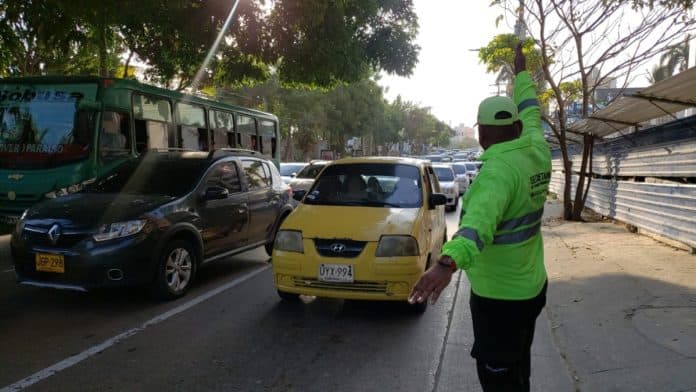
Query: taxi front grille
292 277 387 293
314 239 366 258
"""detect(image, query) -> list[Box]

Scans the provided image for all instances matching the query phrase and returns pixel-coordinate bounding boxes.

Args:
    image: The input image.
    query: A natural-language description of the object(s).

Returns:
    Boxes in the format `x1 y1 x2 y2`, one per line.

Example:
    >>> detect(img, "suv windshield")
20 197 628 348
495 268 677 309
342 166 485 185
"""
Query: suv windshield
0 83 98 169
295 163 325 179
86 154 209 197
304 163 422 208
433 167 454 181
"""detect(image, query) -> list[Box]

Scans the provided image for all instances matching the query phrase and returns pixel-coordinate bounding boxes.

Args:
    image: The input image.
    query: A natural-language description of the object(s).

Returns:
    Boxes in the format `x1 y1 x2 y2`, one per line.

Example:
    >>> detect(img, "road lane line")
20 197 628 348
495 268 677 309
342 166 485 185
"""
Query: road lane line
1 264 271 392
1 268 15 274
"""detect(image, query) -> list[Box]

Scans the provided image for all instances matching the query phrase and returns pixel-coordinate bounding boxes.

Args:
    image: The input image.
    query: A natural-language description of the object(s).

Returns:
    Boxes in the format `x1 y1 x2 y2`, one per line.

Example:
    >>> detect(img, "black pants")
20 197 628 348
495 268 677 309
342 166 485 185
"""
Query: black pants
469 281 547 392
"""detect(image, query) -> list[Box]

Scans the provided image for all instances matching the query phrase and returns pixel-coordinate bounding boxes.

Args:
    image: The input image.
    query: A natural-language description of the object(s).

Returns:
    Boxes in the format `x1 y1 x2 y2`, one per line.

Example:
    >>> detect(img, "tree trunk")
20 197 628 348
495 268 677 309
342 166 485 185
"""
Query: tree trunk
571 134 593 220
98 13 108 77
123 49 134 78
580 135 595 209
559 140 573 220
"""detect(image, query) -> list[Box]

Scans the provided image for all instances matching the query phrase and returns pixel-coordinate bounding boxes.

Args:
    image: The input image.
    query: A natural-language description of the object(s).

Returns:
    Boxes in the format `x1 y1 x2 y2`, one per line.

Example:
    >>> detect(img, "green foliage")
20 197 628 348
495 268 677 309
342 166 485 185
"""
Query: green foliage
0 0 419 90
478 34 544 76
539 80 582 106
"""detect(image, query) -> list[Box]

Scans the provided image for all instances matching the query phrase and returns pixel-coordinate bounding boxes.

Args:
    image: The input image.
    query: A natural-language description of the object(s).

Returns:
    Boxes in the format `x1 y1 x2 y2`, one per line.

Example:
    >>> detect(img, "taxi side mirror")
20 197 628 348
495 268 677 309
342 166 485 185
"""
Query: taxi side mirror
429 193 447 209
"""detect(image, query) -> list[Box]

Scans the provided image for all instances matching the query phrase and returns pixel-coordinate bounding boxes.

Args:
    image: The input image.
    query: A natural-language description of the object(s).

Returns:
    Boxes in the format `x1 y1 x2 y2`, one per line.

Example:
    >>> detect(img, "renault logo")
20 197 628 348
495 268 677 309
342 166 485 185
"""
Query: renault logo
330 243 346 253
8 173 24 181
47 224 62 245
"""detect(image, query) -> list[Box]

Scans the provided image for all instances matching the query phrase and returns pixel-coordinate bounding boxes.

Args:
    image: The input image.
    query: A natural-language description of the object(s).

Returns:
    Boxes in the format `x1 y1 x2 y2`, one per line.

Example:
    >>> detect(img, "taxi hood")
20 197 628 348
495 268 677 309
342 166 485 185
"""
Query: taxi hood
284 204 421 241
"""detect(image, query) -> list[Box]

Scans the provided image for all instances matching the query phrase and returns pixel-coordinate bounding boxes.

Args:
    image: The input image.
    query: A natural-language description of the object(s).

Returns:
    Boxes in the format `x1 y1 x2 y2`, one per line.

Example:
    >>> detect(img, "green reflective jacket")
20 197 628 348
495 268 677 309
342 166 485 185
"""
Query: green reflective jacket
441 71 551 300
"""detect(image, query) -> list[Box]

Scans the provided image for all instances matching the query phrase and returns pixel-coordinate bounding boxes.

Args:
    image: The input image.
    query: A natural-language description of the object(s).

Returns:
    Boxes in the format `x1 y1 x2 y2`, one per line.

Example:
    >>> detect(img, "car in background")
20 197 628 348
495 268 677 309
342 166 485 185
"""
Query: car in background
272 157 448 313
462 161 480 183
432 164 459 212
10 150 294 300
449 162 469 195
288 160 330 193
280 162 308 184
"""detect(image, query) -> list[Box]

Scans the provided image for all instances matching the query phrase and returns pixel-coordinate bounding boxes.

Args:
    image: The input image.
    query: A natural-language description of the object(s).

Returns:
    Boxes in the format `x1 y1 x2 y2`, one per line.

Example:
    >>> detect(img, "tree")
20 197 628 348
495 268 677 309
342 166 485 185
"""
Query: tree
649 36 690 82
490 0 695 220
478 34 546 94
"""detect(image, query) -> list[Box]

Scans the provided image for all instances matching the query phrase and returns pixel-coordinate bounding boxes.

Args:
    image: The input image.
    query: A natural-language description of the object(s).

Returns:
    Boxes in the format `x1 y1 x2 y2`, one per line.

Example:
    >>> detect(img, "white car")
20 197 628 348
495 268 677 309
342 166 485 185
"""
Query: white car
280 162 308 184
288 160 330 193
449 162 470 196
432 164 459 212
462 161 480 183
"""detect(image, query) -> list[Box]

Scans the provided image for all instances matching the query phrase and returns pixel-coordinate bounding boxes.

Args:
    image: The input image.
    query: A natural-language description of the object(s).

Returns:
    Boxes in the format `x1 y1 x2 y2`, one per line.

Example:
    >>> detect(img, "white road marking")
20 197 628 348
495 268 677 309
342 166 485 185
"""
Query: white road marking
0 264 271 392
1 268 14 274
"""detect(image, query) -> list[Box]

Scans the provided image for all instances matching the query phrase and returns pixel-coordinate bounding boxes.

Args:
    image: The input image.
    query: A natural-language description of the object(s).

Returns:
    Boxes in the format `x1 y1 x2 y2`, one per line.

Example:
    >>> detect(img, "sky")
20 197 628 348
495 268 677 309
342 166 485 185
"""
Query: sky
380 0 510 129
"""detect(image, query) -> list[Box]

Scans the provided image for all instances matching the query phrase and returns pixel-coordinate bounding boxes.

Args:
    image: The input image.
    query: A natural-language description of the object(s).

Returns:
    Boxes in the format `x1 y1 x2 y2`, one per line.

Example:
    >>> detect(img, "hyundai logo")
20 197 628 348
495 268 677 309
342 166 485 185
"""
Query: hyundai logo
47 224 62 245
330 243 346 253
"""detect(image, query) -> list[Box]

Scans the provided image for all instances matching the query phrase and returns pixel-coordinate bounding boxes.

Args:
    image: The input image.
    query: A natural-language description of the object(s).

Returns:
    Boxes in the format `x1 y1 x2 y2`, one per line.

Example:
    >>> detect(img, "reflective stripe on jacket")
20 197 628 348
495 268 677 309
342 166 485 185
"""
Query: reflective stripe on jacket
441 71 551 300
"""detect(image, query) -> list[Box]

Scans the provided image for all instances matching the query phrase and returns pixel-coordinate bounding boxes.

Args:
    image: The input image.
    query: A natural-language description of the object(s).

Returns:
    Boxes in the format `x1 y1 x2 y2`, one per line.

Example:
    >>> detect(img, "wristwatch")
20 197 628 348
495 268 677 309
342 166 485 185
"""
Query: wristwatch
438 257 457 273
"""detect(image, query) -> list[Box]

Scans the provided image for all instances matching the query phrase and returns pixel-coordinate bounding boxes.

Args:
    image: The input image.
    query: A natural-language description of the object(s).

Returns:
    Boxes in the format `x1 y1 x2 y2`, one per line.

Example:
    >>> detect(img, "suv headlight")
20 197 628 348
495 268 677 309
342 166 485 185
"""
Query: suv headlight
375 235 419 257
93 220 147 242
274 230 304 253
14 210 27 234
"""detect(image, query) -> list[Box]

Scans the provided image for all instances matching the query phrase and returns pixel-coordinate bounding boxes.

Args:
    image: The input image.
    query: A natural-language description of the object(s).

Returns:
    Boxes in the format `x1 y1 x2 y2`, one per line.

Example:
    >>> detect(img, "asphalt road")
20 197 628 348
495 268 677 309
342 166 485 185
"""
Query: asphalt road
0 206 485 392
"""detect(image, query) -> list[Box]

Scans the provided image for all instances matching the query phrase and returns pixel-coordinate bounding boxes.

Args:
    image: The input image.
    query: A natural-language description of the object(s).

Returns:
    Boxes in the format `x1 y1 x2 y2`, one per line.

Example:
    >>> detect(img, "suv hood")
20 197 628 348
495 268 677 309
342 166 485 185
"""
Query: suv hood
25 193 175 229
284 204 421 241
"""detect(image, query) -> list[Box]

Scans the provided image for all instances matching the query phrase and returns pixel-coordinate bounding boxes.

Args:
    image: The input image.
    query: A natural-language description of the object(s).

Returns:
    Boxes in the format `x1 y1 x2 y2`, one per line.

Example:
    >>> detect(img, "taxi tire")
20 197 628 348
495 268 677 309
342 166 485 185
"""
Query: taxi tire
277 289 301 302
151 240 198 301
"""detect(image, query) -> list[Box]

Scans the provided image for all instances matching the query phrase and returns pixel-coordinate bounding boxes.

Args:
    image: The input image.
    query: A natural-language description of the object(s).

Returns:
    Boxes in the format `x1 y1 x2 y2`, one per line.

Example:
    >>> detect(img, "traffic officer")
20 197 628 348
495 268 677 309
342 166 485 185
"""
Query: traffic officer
409 43 551 392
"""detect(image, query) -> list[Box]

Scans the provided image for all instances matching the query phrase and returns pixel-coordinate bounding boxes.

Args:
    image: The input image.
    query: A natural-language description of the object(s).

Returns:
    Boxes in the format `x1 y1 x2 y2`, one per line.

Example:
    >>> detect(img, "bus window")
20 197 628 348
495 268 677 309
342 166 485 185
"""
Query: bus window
236 114 256 151
99 111 131 158
210 109 234 149
133 94 171 152
259 120 276 158
176 102 208 151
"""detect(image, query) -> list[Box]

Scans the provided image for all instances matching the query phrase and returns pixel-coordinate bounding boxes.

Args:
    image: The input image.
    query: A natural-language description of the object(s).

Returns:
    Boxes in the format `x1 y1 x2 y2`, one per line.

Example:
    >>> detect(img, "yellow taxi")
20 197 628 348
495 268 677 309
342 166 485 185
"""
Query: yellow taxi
272 157 447 312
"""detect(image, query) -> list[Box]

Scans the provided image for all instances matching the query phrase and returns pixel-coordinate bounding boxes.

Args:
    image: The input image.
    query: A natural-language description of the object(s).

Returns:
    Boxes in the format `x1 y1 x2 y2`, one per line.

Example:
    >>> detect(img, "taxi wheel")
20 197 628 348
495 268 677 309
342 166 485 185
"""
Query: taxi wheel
410 300 428 314
277 289 301 302
151 240 198 301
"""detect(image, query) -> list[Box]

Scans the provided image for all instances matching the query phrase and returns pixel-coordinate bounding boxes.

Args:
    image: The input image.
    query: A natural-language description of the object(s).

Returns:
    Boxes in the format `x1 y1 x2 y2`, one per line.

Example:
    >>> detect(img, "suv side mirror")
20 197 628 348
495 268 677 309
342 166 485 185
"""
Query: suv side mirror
203 186 229 201
429 193 447 209
292 189 307 201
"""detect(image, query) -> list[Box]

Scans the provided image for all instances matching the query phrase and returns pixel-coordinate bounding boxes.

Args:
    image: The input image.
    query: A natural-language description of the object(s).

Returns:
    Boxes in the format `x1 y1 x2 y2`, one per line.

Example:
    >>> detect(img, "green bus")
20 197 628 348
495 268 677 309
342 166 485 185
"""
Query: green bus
0 76 280 224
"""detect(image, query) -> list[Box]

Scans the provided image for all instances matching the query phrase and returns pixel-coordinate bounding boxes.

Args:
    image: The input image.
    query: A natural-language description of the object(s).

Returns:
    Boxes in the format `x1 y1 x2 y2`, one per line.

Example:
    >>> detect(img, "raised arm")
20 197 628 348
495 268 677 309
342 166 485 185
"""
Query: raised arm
513 43 542 139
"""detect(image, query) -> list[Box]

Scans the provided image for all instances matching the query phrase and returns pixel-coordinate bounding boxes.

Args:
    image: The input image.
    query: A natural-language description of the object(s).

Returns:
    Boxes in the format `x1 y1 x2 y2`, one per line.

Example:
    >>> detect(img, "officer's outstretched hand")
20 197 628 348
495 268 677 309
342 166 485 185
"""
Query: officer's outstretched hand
514 42 527 75
408 256 455 305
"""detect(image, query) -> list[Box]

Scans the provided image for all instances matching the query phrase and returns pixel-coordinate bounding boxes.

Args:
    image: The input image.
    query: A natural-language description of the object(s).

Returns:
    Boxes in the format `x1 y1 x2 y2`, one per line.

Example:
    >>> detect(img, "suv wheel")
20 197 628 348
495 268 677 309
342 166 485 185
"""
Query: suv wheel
152 240 197 300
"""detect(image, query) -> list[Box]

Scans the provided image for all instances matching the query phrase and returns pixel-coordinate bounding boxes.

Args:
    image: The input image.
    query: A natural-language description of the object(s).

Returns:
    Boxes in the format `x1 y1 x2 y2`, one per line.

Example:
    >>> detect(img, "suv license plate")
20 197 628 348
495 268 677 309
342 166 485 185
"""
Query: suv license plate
318 264 354 283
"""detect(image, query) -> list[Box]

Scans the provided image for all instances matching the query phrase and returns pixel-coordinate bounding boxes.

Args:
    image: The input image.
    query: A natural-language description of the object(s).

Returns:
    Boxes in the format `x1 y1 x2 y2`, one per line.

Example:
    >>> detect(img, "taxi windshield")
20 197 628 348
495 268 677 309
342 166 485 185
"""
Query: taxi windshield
304 163 422 208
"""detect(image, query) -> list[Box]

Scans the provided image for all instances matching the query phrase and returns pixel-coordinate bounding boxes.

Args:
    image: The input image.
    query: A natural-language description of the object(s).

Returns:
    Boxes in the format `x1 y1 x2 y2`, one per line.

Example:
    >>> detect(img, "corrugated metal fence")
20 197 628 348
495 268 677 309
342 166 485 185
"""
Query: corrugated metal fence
549 116 696 250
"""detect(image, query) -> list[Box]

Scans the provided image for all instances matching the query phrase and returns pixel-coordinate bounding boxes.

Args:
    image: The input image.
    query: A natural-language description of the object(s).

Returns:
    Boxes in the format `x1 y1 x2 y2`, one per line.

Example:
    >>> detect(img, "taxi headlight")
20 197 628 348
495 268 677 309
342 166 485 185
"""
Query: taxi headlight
274 230 304 253
375 235 419 257
93 220 147 242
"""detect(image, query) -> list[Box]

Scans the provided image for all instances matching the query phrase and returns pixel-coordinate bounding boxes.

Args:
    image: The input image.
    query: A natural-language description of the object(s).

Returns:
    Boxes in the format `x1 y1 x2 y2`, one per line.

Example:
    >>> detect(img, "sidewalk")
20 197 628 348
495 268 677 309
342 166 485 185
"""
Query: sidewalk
542 200 696 391
438 200 696 391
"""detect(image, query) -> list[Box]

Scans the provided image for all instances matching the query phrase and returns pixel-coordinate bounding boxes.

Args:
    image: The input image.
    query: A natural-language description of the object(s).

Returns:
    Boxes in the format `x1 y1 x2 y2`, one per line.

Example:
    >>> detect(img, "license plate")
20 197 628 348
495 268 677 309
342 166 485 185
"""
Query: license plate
318 264 354 283
35 253 65 273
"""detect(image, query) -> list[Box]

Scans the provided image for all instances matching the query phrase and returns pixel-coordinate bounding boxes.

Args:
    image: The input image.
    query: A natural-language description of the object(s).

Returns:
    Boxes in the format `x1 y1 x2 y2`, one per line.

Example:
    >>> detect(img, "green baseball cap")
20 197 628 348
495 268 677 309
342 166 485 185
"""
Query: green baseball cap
477 96 519 126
